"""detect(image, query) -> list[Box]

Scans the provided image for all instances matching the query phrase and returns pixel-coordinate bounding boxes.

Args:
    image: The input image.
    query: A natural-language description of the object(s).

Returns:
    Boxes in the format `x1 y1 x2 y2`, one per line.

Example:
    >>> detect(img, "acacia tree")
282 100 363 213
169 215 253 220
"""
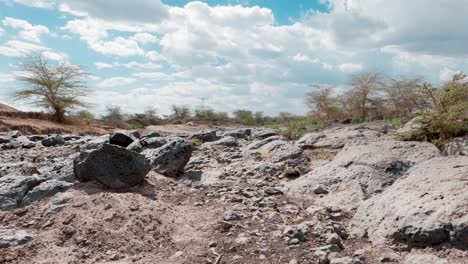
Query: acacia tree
305 84 340 121
348 72 383 120
12 55 88 123
383 76 428 117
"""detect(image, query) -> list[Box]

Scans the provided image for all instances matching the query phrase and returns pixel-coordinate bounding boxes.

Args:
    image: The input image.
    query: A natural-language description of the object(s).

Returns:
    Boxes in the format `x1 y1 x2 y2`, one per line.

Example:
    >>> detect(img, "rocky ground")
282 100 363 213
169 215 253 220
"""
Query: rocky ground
0 124 467 264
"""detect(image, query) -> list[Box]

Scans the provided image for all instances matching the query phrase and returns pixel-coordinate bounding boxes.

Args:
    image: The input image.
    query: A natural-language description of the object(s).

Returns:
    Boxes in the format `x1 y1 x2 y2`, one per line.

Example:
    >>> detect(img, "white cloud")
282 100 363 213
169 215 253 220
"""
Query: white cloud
338 63 362 73
131 33 158 45
60 0 169 23
95 61 162 70
0 27 4 36
145 51 165 61
97 77 136 88
13 0 55 8
2 17 50 43
0 40 47 57
439 67 461 82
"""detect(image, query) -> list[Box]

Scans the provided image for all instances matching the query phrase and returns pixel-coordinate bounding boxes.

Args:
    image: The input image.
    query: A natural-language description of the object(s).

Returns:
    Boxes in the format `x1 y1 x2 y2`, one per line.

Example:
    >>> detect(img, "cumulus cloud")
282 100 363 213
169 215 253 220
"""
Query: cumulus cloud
131 33 159 45
0 40 46 57
2 17 50 42
60 0 168 23
97 77 136 88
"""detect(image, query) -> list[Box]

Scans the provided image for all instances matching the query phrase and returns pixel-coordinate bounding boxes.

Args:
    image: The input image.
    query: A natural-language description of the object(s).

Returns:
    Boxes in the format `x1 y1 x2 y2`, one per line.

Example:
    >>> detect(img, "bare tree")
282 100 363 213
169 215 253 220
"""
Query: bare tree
348 72 383 120
384 76 428 117
12 54 88 123
305 84 341 121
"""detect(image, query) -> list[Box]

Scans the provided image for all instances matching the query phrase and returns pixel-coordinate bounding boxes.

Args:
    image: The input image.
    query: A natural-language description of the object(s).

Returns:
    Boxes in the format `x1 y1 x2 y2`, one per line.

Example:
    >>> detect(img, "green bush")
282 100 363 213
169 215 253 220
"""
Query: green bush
396 73 468 147
351 116 364 124
384 117 408 129
277 117 324 140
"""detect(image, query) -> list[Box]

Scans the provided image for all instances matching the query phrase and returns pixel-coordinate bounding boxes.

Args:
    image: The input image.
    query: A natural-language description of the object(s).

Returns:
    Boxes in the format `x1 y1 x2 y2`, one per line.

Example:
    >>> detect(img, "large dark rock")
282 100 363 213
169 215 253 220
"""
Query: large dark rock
143 139 194 178
41 135 65 147
109 130 139 148
73 144 151 189
189 130 219 142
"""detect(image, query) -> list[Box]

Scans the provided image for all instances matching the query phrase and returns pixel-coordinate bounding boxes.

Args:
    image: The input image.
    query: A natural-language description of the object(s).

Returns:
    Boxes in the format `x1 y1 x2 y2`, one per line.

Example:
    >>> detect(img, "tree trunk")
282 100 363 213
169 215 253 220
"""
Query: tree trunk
54 108 65 123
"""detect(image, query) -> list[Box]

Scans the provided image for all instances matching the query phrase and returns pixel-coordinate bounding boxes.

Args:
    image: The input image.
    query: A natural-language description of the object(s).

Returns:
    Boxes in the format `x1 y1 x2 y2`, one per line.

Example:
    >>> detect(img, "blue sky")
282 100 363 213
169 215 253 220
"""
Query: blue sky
0 0 467 116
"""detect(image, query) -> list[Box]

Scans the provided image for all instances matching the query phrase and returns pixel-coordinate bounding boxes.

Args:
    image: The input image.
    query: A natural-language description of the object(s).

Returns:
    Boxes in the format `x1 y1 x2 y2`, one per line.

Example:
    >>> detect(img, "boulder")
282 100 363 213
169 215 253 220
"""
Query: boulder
396 118 421 134
15 136 35 148
286 140 440 209
246 136 282 150
258 140 307 164
22 180 73 206
444 136 467 156
109 130 139 148
141 132 161 138
41 135 65 147
253 128 278 139
0 229 33 248
143 139 194 178
73 144 151 189
0 175 44 210
7 130 21 139
220 128 252 139
0 136 10 144
126 140 143 153
28 135 46 142
205 136 238 147
351 156 468 249
189 130 219 142
140 137 168 149
297 126 381 149
85 135 109 149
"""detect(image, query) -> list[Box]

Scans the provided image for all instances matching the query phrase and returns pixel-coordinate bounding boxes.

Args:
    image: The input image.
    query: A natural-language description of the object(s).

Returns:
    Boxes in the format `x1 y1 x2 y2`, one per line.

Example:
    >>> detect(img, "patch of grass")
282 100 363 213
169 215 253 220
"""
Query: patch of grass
384 117 408 129
131 122 144 129
276 117 325 140
351 116 364 124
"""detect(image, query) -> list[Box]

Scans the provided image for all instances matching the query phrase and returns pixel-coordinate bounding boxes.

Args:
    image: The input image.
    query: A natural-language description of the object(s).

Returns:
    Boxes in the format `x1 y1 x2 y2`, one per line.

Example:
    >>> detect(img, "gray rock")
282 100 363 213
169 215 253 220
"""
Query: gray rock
141 132 161 138
15 136 35 148
189 130 219 142
444 136 468 156
140 137 168 149
62 135 81 141
0 136 10 144
351 156 468 249
109 130 138 147
286 140 440 209
85 135 109 149
297 126 381 149
0 162 40 177
205 136 238 147
126 140 143 153
7 130 21 138
246 136 282 150
41 135 65 147
0 229 33 248
0 175 44 210
74 144 151 189
42 192 74 215
28 135 46 141
404 254 448 264
258 140 306 163
220 128 252 139
224 211 242 221
313 185 329 194
253 128 278 139
143 139 194 178
22 180 73 206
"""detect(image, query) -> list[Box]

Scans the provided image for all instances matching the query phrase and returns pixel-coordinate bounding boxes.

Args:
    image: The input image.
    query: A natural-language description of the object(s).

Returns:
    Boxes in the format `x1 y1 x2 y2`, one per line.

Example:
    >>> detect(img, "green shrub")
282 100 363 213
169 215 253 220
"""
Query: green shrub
396 73 468 147
351 116 363 124
384 117 408 129
131 122 144 129
277 117 324 140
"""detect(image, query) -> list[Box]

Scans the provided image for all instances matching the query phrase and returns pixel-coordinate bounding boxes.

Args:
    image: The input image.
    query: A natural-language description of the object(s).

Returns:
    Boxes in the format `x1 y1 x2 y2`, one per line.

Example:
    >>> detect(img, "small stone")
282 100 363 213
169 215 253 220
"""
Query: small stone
208 241 217 247
313 185 329 194
289 259 298 264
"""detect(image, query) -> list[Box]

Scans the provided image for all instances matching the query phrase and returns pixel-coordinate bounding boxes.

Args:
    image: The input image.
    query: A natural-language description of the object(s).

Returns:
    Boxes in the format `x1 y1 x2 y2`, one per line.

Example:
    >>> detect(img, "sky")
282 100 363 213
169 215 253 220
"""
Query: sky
0 0 467 116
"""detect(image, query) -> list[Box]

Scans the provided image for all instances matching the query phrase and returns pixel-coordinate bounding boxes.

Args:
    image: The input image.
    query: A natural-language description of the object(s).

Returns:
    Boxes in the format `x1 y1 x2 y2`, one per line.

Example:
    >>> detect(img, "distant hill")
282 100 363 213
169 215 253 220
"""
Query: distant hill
0 103 19 113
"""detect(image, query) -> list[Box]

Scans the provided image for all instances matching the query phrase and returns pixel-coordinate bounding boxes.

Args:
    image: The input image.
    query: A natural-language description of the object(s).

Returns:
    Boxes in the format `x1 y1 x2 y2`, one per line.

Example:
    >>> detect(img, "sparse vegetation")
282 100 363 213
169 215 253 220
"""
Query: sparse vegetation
396 73 468 147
